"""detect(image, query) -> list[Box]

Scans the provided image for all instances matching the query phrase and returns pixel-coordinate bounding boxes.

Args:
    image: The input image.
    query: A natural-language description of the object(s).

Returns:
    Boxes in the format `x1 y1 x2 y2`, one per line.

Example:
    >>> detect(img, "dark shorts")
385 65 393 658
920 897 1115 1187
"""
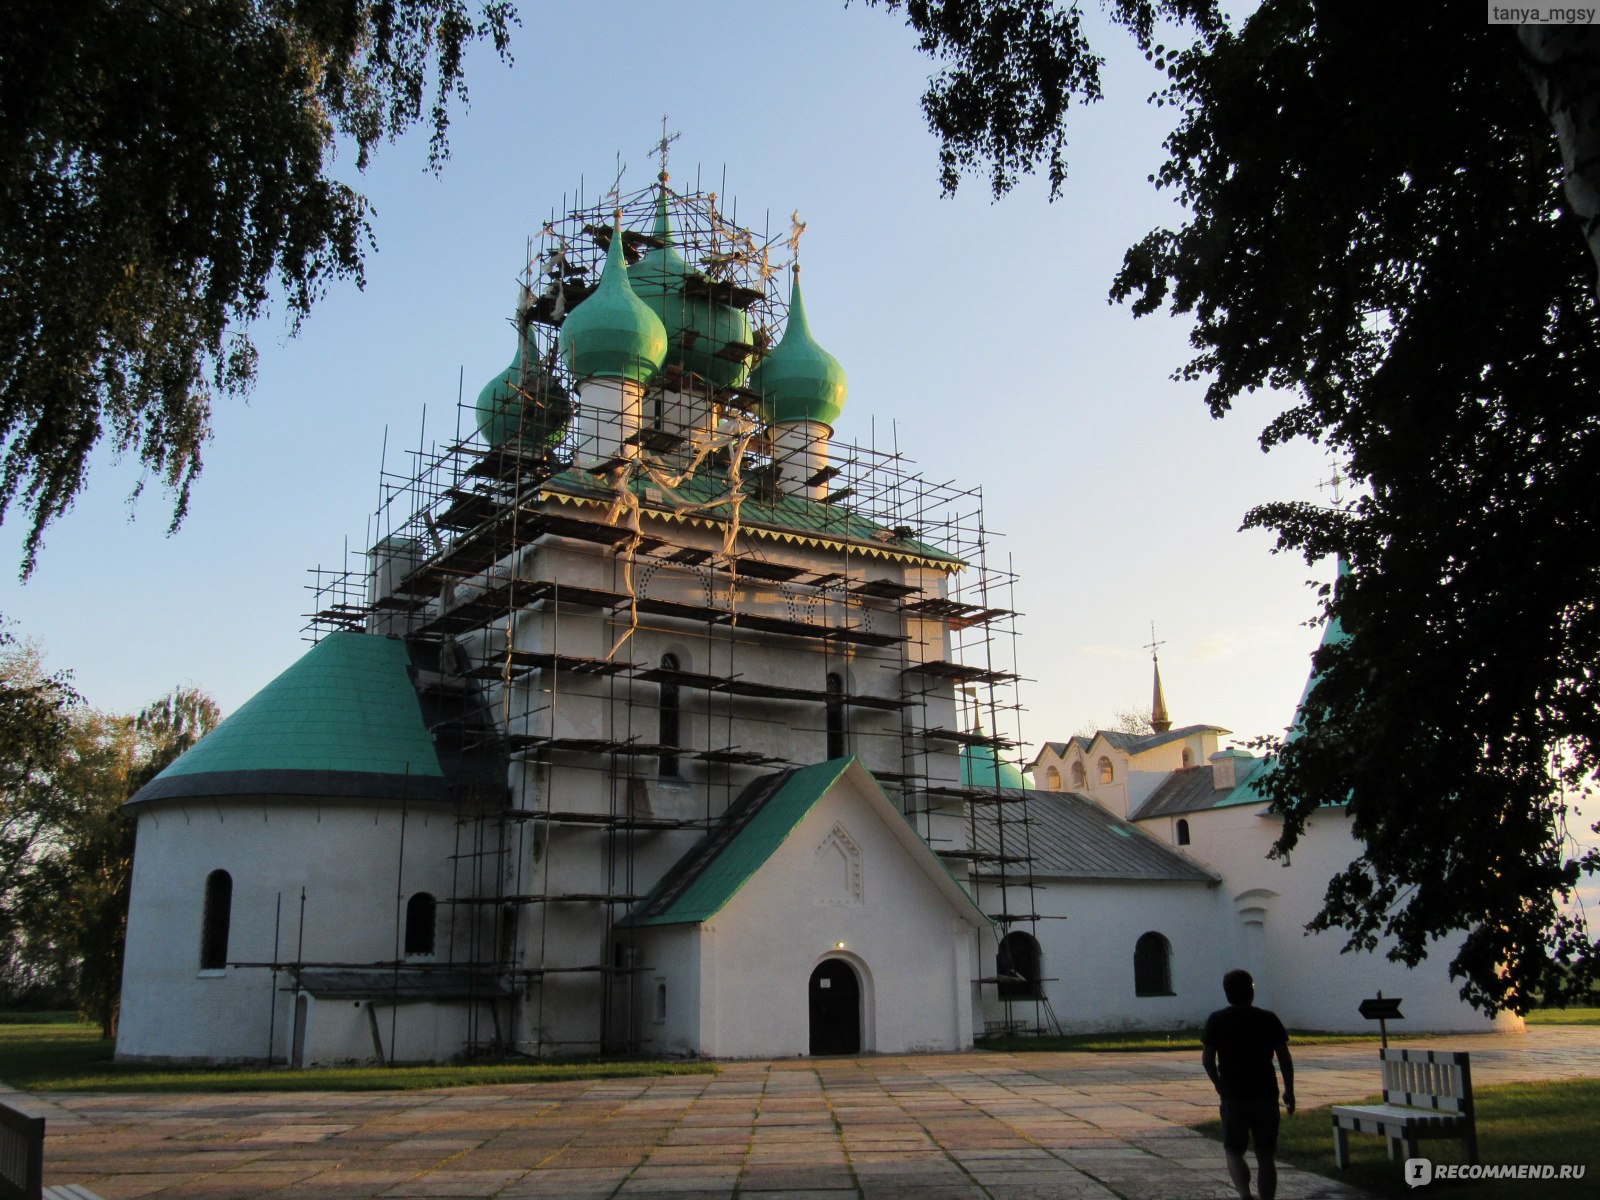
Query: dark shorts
1219 1094 1280 1156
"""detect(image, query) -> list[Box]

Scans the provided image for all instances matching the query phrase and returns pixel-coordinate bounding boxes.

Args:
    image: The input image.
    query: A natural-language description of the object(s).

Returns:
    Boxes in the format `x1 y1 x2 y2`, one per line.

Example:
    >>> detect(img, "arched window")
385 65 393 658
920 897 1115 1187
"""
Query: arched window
1070 761 1086 788
1044 766 1061 790
659 653 681 778
997 931 1043 999
1098 756 1114 784
825 672 846 759
405 892 437 957
200 869 232 970
1176 818 1191 846
1134 931 1173 997
1182 747 1194 768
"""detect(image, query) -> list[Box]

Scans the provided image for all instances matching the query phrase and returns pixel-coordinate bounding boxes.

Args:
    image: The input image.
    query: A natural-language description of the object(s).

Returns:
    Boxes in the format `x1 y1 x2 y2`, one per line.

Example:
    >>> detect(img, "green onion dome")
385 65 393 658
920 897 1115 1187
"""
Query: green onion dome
559 214 668 384
475 328 571 449
961 744 1032 791
630 189 754 390
749 269 848 429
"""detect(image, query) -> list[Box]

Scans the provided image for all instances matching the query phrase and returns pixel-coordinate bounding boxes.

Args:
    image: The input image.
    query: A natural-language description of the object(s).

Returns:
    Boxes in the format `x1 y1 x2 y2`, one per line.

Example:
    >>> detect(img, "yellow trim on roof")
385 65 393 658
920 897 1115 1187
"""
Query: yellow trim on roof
543 490 963 571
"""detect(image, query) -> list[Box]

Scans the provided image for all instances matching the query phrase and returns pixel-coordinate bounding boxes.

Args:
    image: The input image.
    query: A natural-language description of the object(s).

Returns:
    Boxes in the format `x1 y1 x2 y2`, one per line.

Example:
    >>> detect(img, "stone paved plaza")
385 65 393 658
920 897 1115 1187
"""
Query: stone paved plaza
8 1027 1596 1199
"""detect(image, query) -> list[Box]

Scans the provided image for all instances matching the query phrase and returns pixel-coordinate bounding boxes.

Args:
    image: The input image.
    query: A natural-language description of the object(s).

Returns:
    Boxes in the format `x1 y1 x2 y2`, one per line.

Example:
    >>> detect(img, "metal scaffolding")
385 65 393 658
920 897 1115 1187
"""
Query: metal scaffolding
300 177 1049 1053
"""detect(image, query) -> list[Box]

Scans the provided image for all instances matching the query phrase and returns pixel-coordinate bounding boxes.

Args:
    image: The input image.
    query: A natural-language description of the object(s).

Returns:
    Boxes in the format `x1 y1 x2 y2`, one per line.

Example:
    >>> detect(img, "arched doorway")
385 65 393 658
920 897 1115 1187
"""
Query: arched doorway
808 958 860 1055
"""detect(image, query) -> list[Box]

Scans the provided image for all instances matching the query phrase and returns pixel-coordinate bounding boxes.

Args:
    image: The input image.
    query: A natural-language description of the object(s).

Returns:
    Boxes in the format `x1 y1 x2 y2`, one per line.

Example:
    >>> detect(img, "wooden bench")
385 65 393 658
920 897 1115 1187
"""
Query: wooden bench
0 1102 103 1200
1331 1048 1478 1167
0 1101 44 1200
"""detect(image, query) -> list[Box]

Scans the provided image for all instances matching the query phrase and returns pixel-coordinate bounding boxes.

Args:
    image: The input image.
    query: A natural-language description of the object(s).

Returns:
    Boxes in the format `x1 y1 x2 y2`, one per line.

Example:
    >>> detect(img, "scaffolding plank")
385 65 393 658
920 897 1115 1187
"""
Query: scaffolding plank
691 747 787 766
921 727 1019 749
532 511 638 546
902 660 1018 684
632 595 724 622
922 783 1029 803
497 809 692 829
849 578 923 600
723 556 807 582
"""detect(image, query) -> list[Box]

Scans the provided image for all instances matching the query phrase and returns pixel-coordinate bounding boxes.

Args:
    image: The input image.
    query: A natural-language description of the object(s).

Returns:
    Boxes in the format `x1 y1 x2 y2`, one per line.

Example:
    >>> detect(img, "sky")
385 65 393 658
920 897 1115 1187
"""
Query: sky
3 1 1348 756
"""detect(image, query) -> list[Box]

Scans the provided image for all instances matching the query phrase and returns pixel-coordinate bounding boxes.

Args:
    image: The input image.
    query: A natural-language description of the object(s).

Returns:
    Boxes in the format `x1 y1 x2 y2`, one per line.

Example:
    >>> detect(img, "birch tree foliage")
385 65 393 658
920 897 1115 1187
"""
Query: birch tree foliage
870 0 1600 1011
0 2 514 578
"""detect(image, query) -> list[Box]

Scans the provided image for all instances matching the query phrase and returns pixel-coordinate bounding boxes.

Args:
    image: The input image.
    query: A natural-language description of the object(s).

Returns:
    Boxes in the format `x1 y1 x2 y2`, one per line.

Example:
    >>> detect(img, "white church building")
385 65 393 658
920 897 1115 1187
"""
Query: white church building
116 171 1507 1067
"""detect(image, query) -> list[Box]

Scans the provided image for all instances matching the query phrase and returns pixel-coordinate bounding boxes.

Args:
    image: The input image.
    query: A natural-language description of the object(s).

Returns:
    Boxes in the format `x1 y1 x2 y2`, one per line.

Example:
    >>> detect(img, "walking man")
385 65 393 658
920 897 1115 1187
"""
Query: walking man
1202 969 1295 1200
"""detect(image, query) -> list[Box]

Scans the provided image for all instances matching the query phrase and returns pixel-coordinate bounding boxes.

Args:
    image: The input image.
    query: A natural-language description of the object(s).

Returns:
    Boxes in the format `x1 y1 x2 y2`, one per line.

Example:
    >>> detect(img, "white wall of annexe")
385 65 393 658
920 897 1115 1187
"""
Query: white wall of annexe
117 796 481 1065
1171 804 1513 1034
627 768 987 1058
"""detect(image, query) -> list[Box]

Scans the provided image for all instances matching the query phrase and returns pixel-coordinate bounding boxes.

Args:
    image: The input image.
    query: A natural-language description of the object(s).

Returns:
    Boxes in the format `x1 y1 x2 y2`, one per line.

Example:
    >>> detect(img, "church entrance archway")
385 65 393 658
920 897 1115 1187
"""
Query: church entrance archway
808 958 861 1055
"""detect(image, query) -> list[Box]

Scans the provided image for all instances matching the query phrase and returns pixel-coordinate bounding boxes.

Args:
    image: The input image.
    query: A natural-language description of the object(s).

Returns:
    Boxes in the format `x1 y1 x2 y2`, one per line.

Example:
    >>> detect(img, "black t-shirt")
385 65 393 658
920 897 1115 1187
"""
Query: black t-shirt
1202 1003 1288 1101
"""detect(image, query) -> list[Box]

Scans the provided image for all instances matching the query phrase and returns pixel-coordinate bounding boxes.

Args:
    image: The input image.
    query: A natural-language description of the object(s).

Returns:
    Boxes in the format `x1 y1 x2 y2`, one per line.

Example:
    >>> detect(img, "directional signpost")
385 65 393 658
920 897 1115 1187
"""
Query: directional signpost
1358 991 1404 1048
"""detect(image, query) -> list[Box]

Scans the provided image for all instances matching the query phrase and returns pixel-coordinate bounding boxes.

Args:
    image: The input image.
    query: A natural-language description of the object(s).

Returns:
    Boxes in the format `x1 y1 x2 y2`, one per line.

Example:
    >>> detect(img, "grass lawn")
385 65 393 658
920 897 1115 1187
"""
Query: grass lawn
1525 1005 1600 1026
1194 1078 1597 1199
0 1019 714 1093
975 1027 1381 1053
976 1006 1600 1053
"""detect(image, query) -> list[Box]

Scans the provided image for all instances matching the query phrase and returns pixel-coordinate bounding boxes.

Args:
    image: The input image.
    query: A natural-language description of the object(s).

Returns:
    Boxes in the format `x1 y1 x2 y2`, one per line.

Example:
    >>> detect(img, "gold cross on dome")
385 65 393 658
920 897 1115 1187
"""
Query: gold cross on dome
649 116 680 182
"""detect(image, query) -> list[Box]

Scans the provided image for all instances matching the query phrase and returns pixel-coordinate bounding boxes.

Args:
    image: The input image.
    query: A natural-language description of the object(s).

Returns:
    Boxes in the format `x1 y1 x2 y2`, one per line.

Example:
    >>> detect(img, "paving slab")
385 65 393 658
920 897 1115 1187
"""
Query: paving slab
16 1027 1600 1198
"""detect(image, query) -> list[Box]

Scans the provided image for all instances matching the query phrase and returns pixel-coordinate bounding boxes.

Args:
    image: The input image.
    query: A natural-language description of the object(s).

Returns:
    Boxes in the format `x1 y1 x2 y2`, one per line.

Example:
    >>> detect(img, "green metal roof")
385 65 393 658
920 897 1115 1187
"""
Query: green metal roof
540 465 963 568
622 759 855 927
559 217 669 384
622 757 989 929
750 270 847 429
129 633 445 805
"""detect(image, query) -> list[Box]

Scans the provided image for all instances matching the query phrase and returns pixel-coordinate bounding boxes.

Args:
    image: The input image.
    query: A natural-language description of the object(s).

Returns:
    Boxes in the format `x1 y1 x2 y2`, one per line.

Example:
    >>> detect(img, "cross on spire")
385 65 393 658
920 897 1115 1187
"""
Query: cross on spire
649 116 680 183
1143 621 1166 663
787 209 808 260
1144 622 1172 734
1317 462 1346 505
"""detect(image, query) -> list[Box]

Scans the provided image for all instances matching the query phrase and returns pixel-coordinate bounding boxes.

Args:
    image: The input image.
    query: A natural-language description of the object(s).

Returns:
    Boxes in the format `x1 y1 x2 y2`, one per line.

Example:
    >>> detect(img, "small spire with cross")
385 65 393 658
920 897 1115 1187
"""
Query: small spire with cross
1144 622 1172 734
649 116 680 184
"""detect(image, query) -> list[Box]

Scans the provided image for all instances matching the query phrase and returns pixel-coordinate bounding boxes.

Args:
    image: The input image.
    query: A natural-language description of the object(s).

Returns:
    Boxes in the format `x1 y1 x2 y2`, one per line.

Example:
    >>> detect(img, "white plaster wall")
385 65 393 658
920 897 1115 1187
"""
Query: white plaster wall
625 925 702 1057
1153 804 1513 1033
118 798 479 1063
996 878 1231 1034
690 779 979 1057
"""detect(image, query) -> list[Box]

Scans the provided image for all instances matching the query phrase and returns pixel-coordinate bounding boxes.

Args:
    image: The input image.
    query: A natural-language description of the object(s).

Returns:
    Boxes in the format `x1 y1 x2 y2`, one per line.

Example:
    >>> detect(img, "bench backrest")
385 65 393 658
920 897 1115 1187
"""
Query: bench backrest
1380 1048 1473 1115
0 1100 45 1200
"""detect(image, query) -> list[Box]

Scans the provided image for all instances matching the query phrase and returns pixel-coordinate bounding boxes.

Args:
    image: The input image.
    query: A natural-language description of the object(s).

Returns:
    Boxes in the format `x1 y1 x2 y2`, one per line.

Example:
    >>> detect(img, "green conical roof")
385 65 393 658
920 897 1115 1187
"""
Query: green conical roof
129 633 446 805
559 216 669 384
630 189 754 390
750 269 847 428
475 325 571 449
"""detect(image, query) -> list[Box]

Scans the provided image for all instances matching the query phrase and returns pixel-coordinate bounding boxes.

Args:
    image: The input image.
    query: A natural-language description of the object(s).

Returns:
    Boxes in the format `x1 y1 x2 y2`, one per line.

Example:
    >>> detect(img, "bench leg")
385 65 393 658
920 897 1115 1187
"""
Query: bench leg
1387 1135 1400 1161
1333 1125 1350 1170
1464 1126 1479 1166
1403 1131 1420 1163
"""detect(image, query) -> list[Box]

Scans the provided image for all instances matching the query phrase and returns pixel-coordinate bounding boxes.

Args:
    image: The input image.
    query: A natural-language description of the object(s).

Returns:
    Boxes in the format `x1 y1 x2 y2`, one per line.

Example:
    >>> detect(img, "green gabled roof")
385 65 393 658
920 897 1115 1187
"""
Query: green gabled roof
540 466 964 569
129 633 446 805
621 759 855 927
621 757 990 930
